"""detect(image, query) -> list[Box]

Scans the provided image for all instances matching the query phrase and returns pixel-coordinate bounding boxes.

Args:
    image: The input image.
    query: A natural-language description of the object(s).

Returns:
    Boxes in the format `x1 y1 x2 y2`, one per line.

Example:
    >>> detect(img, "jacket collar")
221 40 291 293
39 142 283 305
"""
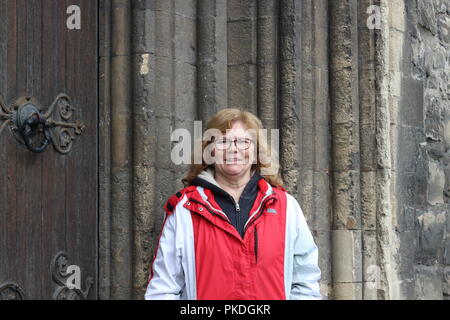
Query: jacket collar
187 168 276 242
191 167 265 199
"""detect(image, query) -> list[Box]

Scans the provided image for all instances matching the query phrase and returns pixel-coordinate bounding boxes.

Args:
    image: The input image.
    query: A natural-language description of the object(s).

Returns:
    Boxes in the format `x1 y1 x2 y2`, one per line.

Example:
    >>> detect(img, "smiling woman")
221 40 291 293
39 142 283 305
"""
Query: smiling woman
183 108 283 188
145 108 322 300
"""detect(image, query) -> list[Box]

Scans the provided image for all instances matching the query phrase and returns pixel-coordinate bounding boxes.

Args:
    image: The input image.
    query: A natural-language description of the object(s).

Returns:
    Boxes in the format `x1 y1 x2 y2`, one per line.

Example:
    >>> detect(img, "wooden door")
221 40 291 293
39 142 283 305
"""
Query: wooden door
0 0 97 299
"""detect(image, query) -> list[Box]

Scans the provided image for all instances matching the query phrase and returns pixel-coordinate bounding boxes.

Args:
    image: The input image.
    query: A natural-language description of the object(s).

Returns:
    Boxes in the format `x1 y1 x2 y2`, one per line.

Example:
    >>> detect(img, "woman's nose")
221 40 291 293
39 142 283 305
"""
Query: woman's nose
229 140 238 151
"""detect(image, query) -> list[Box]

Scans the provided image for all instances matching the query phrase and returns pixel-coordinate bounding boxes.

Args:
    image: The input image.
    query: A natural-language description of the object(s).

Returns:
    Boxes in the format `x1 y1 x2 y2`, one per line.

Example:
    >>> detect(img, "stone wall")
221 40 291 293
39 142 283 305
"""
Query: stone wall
389 0 450 299
97 0 450 300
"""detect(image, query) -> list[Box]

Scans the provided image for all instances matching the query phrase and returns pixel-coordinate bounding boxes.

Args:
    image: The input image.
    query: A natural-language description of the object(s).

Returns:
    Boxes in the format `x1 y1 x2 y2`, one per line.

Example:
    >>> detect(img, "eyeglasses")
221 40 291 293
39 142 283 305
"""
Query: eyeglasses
214 138 254 150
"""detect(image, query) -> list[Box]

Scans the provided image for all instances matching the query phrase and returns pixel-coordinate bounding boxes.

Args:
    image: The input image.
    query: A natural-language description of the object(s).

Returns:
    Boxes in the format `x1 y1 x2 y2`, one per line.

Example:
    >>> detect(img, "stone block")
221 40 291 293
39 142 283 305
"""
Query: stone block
227 64 257 111
331 229 363 283
444 267 450 300
174 0 196 19
154 56 173 116
174 15 196 64
332 122 360 171
133 166 156 229
155 168 177 212
398 206 417 231
397 230 418 280
417 0 438 35
298 169 313 218
396 126 424 173
438 15 450 44
361 171 377 230
427 160 446 205
424 95 445 141
332 170 361 230
314 125 331 171
445 214 450 264
227 0 256 21
132 53 155 107
396 276 415 300
319 282 331 300
414 265 443 299
399 77 424 127
332 282 363 300
257 16 278 63
361 230 378 284
312 171 332 231
132 5 156 53
227 20 257 65
155 11 174 58
360 123 376 169
174 61 197 119
395 171 428 208
416 210 446 264
258 0 278 18
389 0 406 32
155 116 174 169
312 230 331 284
281 169 299 196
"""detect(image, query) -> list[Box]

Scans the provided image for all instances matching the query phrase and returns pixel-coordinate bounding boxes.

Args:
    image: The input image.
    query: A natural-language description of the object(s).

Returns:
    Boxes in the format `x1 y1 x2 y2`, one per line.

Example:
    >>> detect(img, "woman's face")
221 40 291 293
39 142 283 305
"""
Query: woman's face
212 121 256 178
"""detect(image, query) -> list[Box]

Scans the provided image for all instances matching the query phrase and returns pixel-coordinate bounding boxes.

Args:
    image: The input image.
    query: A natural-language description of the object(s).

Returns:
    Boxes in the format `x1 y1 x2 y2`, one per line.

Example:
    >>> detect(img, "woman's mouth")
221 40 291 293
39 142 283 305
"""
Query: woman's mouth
225 158 241 164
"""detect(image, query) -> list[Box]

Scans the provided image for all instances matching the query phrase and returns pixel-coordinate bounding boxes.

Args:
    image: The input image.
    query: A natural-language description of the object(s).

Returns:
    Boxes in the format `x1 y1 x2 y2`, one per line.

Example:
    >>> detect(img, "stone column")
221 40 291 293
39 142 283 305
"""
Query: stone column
329 0 363 300
279 0 332 298
198 0 228 120
110 0 133 299
257 0 278 130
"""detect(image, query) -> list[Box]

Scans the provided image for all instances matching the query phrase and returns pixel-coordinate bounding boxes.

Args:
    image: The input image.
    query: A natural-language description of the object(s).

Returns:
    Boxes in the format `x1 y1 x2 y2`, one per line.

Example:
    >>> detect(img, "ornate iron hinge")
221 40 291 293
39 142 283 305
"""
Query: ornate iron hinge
0 281 26 300
51 252 94 300
0 94 85 154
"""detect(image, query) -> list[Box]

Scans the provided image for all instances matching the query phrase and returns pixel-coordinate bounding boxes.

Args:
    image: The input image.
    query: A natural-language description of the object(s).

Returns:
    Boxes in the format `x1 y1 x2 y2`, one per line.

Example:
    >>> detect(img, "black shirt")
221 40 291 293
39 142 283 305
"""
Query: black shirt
191 171 263 238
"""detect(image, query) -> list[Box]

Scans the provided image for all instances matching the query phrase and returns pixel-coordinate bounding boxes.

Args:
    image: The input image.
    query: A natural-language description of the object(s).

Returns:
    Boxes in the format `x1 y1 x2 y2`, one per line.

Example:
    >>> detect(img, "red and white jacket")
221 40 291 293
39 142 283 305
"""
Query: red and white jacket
145 173 322 300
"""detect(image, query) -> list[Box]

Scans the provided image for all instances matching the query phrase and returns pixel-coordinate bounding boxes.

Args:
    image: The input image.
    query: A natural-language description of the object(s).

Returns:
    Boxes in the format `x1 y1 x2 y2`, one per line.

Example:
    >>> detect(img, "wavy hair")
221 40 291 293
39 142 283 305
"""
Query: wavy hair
182 108 283 187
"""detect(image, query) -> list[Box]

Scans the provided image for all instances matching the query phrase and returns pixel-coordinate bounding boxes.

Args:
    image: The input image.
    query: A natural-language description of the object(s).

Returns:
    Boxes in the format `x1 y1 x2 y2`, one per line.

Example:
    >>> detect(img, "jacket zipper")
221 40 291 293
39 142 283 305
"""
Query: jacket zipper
188 198 231 224
254 225 258 264
235 200 241 236
243 194 276 235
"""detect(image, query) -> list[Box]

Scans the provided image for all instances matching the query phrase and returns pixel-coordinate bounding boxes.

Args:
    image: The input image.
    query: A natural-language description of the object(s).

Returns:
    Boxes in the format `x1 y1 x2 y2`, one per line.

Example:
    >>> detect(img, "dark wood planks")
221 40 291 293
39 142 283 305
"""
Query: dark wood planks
0 0 98 299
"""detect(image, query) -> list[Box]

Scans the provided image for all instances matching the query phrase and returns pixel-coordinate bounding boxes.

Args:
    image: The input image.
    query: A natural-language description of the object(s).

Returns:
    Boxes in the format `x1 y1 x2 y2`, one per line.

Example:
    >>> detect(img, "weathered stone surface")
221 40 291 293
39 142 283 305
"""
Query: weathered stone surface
444 267 450 300
417 0 438 35
98 0 450 301
331 230 362 283
427 160 446 205
416 210 446 265
414 265 443 299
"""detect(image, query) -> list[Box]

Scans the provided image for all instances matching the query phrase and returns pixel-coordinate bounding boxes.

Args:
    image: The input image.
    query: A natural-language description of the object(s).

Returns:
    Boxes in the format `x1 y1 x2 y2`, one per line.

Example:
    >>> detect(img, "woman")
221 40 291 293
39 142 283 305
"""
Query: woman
145 108 321 300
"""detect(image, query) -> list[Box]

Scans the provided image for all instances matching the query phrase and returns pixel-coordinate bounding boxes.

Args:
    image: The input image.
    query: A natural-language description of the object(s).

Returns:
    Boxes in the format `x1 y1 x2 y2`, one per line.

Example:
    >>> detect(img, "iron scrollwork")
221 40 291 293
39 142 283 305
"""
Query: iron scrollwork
51 252 93 300
0 94 85 154
0 281 25 300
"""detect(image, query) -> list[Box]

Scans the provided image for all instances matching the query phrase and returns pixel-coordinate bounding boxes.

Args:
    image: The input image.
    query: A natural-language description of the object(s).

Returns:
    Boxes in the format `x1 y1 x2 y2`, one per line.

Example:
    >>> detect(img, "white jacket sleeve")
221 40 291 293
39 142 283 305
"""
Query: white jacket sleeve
145 212 185 300
290 200 322 300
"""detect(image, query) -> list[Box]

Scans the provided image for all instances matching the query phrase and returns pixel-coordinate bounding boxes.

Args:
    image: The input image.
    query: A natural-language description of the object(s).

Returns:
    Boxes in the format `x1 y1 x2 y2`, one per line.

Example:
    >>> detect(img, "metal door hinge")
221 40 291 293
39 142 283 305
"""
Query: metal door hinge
0 94 85 154
0 281 26 300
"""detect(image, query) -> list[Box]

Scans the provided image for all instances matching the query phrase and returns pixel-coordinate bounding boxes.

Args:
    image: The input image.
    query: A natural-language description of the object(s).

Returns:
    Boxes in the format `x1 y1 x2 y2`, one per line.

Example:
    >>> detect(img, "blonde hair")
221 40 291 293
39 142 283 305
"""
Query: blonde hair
182 108 283 187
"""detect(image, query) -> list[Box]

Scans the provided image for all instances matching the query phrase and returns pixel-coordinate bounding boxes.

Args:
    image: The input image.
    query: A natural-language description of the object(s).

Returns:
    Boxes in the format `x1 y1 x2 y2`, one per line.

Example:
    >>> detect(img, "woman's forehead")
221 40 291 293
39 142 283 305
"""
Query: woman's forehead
222 127 254 138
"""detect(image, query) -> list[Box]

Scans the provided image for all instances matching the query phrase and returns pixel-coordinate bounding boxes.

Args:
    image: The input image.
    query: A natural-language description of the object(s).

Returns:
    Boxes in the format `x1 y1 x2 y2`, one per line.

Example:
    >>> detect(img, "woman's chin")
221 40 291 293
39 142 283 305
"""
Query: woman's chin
220 164 249 176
